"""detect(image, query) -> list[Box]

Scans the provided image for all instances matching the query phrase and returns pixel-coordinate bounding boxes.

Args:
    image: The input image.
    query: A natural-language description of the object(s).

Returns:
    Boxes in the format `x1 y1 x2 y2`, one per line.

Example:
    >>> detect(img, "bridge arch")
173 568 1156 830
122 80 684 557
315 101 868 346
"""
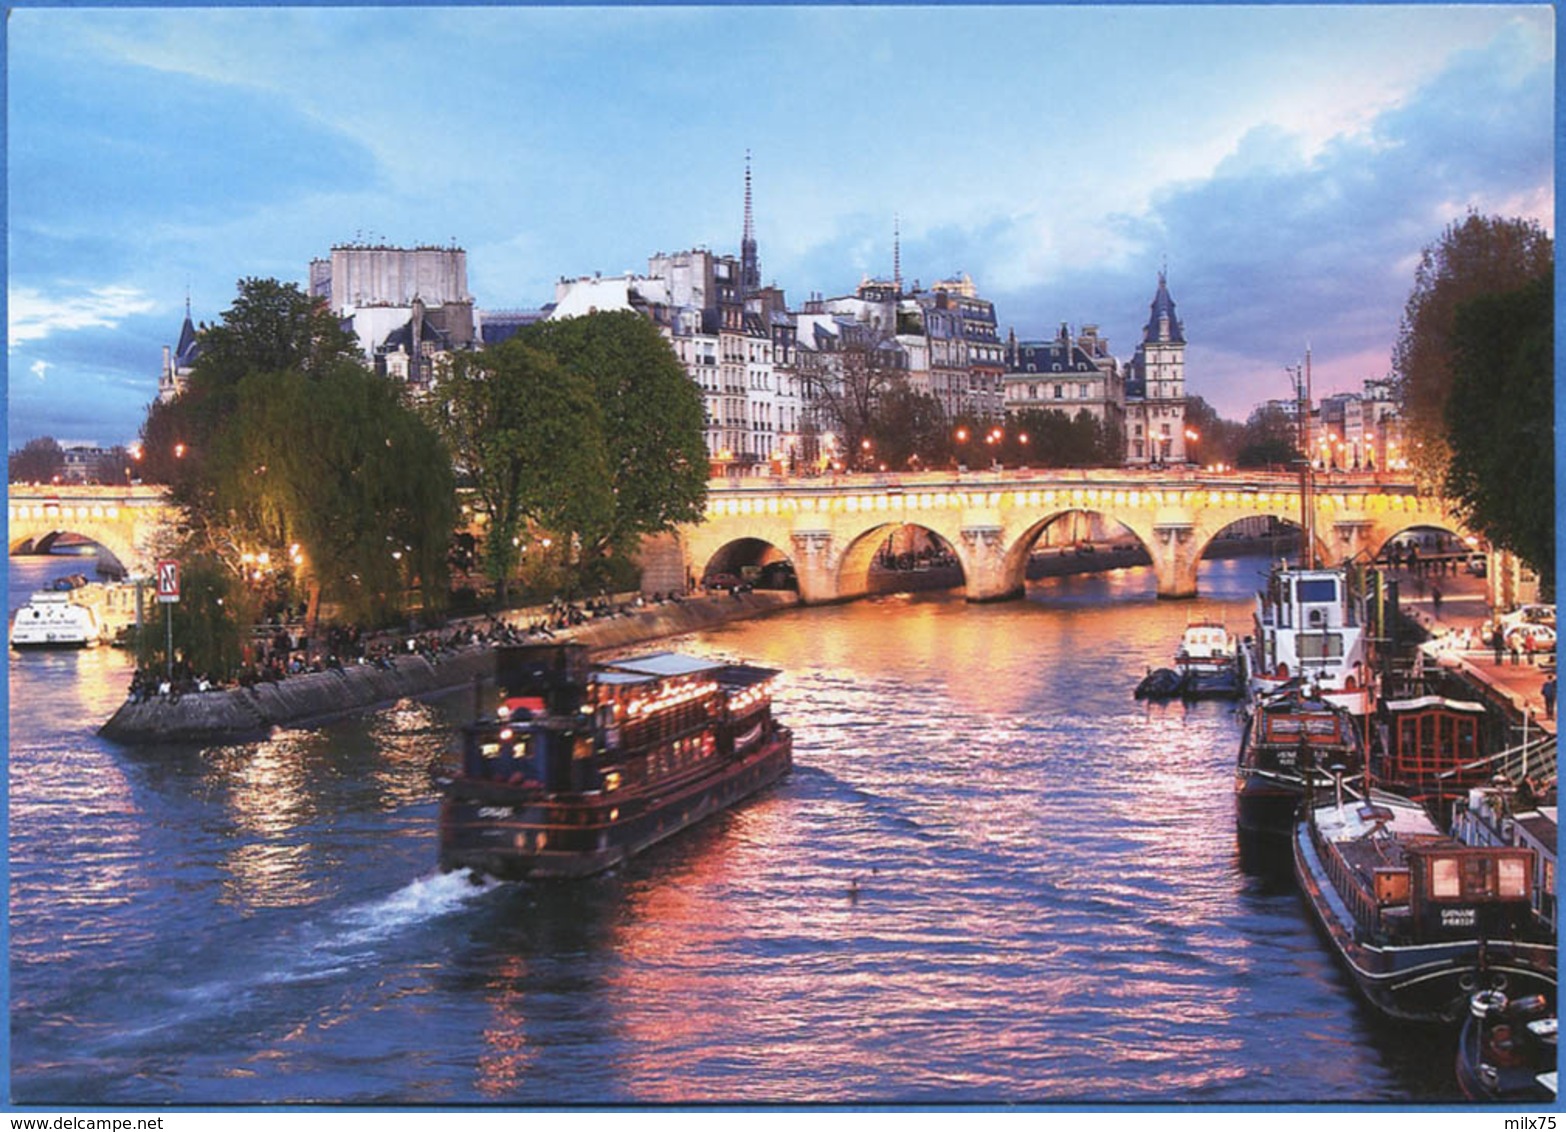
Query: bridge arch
834 522 965 601
686 471 1476 605
7 486 177 580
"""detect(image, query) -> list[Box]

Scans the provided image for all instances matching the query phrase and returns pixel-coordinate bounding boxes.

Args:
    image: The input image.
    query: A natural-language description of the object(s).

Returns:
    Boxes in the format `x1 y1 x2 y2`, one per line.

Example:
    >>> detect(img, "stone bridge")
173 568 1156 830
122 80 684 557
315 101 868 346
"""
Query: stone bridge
7 485 179 578
9 473 1474 607
682 468 1472 604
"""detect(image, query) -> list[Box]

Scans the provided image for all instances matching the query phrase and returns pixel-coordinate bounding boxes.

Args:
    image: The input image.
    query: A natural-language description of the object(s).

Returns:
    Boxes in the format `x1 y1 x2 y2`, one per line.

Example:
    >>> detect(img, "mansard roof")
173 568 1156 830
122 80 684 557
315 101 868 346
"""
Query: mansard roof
380 314 454 354
1142 271 1185 345
1009 336 1099 375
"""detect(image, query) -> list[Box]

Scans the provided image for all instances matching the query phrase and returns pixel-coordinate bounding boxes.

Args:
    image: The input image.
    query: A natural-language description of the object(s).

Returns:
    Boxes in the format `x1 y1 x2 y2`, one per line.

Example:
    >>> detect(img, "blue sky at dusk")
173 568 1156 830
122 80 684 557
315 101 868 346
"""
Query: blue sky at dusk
5 5 1555 446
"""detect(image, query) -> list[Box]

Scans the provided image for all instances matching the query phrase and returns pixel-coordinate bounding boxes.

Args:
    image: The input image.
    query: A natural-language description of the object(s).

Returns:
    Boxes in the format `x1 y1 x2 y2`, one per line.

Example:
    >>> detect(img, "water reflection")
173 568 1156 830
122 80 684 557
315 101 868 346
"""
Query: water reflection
12 551 1450 1103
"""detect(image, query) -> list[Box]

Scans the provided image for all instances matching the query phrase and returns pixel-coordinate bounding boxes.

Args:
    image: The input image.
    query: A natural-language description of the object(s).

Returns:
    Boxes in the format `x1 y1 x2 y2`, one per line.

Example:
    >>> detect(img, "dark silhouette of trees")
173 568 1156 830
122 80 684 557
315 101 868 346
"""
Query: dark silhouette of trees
1445 269 1553 587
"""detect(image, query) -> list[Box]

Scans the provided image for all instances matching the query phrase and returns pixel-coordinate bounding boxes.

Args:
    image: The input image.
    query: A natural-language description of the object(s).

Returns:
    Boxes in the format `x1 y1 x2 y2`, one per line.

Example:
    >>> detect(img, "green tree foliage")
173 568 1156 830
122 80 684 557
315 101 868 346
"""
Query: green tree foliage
1444 270 1554 584
8 436 64 483
136 554 247 680
869 387 949 470
138 278 363 489
429 340 613 604
1392 213 1553 484
135 278 453 664
1235 403 1299 469
1007 409 1118 467
211 363 455 627
520 311 708 555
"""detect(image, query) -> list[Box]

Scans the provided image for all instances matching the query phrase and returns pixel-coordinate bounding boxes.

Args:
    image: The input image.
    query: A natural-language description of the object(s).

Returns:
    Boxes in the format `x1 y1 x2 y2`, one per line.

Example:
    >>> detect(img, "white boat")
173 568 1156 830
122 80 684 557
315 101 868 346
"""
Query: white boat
1240 562 1371 715
10 586 105 648
1175 616 1241 699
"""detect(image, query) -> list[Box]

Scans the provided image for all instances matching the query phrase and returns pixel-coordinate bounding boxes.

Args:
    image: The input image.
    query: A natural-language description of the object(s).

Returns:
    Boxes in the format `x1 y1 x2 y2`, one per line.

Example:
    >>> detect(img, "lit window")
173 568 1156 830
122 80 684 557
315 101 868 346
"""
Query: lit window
1498 856 1529 898
1430 857 1461 898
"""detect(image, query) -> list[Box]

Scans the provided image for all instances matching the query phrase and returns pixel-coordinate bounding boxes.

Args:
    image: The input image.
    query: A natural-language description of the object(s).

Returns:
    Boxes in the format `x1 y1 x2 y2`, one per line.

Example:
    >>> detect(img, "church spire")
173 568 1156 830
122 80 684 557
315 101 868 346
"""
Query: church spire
741 150 759 297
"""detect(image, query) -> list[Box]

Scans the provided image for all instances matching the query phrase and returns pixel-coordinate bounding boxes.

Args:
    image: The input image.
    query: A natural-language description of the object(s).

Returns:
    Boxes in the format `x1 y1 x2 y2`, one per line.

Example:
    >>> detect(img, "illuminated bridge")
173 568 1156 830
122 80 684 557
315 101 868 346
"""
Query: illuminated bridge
8 485 178 579
684 469 1472 604
9 472 1473 606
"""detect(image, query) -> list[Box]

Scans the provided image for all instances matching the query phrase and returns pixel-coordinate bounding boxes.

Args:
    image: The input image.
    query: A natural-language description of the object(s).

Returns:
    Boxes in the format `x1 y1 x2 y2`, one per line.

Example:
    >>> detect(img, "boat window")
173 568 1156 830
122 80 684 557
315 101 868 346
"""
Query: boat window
1497 857 1529 898
1430 857 1461 899
1297 579 1338 604
1296 632 1343 660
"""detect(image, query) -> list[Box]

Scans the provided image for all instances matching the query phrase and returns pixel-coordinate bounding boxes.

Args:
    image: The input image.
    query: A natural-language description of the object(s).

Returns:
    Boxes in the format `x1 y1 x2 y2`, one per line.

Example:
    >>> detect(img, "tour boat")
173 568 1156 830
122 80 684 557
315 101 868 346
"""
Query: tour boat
1240 562 1372 715
1174 616 1241 699
1235 686 1365 840
437 643 793 880
9 576 105 649
1455 989 1558 1102
1293 782 1556 1022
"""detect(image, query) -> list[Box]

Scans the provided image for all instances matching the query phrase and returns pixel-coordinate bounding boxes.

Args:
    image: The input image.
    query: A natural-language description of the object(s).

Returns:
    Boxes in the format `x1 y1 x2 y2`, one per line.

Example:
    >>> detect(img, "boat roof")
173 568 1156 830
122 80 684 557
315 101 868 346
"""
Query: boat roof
594 671 657 687
1310 789 1444 844
601 652 724 678
1383 694 1487 715
712 663 781 688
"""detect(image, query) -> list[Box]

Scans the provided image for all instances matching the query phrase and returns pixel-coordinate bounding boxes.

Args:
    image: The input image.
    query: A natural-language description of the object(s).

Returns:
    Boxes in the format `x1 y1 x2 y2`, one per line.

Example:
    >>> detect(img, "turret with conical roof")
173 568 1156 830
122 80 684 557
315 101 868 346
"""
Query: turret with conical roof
1142 270 1185 346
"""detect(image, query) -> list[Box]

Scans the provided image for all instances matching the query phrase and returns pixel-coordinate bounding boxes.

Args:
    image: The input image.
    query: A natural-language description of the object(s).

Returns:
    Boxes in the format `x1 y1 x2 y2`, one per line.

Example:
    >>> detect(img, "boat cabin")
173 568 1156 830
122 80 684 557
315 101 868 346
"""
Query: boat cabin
1401 844 1538 942
1379 695 1486 798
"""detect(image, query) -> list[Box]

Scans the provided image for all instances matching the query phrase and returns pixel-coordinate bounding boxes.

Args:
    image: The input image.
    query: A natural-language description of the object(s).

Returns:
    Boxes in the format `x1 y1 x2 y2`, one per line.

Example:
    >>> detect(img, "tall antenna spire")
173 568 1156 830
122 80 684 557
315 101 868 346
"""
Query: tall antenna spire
743 150 754 245
893 213 902 293
741 149 759 297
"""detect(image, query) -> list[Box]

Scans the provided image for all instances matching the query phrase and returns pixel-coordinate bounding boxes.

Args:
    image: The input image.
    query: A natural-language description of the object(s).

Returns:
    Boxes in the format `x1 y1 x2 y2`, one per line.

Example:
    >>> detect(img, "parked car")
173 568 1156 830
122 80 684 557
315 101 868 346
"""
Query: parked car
1505 622 1557 654
1500 604 1556 632
702 572 746 592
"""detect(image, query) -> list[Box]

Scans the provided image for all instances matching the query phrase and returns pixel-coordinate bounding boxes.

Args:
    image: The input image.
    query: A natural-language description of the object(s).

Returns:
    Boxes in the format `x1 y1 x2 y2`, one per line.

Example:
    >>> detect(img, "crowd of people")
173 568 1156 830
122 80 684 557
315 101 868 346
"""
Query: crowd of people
123 589 699 704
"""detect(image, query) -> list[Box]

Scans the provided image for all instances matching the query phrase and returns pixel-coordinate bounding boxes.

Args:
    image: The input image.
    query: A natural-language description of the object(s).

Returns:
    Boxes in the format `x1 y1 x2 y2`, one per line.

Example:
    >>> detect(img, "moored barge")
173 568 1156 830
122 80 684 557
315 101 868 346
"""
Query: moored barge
437 644 792 880
1236 687 1365 840
1293 784 1555 1022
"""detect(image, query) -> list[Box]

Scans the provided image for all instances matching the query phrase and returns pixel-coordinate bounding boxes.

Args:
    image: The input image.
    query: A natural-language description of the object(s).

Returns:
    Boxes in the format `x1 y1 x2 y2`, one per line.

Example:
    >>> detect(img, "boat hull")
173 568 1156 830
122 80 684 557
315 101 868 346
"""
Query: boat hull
1293 819 1557 1022
439 729 792 880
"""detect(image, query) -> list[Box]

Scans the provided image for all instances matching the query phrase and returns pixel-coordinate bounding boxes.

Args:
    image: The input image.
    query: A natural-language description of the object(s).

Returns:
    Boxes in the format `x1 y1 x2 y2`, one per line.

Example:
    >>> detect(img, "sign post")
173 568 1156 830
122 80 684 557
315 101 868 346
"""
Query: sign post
156 559 181 682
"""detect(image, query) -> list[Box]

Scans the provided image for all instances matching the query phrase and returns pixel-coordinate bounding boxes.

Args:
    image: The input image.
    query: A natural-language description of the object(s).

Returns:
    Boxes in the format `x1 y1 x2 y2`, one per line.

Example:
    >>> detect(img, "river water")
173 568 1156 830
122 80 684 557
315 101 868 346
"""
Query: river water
8 552 1464 1106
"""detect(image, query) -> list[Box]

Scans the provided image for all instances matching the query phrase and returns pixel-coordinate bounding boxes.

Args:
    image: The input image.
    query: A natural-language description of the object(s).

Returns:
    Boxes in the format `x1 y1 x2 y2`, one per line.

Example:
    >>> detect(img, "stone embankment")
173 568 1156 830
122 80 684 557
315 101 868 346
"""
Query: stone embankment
98 591 798 745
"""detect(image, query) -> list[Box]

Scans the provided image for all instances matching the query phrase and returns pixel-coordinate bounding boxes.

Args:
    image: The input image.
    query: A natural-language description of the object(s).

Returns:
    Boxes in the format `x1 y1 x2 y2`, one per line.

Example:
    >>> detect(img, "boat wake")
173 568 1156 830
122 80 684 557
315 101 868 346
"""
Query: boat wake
96 870 506 1050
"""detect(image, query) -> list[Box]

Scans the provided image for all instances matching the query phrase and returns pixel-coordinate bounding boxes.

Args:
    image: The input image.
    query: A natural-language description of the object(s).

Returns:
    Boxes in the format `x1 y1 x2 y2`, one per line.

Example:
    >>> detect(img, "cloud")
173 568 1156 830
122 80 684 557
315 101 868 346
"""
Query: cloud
30 360 51 382
8 285 159 347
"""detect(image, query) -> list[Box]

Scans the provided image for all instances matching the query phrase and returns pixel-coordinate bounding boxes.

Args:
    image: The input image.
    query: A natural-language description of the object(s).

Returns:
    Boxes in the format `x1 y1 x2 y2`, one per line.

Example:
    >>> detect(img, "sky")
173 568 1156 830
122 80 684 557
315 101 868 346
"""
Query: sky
5 4 1556 446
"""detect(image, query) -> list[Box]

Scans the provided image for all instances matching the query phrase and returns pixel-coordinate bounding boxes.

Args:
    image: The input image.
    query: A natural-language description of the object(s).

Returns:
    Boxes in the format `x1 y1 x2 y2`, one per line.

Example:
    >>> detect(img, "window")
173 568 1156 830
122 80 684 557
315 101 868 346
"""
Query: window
1497 856 1529 898
1430 857 1461 898
1054 385 1063 399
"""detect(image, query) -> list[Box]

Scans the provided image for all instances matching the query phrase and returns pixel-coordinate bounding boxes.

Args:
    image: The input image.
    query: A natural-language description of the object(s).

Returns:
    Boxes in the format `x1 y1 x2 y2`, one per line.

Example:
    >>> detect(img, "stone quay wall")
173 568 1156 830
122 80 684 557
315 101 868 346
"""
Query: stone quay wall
99 591 798 745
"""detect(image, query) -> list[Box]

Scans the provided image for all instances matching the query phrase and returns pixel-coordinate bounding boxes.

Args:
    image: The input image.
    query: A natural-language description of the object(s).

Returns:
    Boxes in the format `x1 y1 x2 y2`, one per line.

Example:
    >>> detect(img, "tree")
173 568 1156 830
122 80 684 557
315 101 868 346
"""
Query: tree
210 362 455 628
520 311 708 556
1235 403 1299 469
798 324 906 466
1182 395 1242 468
138 277 363 489
429 340 613 604
1392 213 1553 484
1444 270 1554 584
8 436 64 484
135 277 454 663
870 387 949 470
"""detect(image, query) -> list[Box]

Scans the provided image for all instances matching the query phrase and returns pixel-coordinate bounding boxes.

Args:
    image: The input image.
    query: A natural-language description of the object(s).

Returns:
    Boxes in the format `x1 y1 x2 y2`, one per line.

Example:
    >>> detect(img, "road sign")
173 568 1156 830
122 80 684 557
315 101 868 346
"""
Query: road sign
155 559 181 603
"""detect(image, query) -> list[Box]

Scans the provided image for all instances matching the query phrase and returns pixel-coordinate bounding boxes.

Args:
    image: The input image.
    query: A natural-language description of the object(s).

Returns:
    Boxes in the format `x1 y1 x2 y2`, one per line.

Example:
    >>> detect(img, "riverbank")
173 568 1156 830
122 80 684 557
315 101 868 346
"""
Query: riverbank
97 590 799 744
